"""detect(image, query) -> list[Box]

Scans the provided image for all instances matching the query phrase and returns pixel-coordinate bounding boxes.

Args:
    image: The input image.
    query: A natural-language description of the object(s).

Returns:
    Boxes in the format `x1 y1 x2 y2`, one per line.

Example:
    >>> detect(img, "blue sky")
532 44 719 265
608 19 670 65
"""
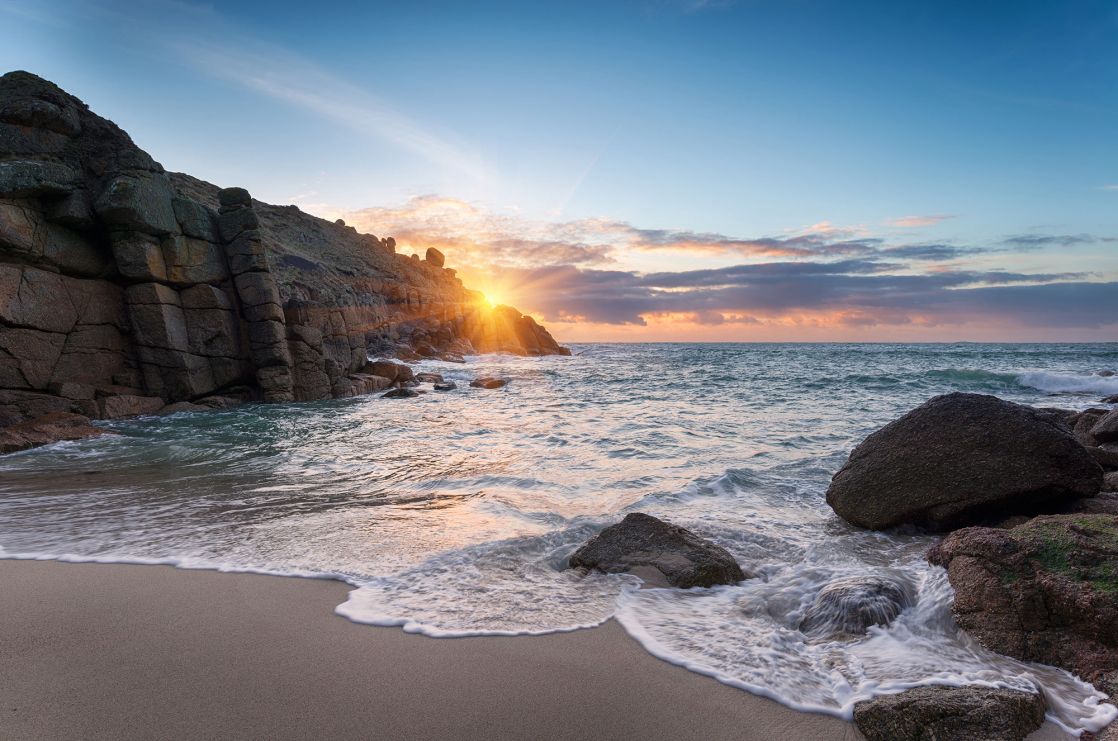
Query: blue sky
3 0 1116 339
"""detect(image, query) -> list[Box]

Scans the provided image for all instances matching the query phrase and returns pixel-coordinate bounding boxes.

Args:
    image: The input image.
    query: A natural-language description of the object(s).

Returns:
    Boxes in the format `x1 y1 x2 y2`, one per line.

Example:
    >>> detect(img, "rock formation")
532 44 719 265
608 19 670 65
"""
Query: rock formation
826 393 1103 531
928 513 1118 686
0 71 569 431
798 574 914 640
852 686 1046 741
569 512 747 588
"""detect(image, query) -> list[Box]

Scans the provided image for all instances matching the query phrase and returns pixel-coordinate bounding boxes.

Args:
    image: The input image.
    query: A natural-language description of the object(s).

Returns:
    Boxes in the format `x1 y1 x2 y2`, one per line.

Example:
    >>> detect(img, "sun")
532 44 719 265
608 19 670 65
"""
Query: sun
481 291 502 308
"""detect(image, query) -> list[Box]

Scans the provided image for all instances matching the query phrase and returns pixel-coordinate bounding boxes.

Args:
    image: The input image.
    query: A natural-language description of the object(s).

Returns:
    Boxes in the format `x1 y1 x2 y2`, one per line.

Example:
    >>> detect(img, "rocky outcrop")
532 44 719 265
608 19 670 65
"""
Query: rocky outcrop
928 514 1118 686
798 574 914 640
0 71 569 430
827 393 1103 531
569 512 747 588
0 410 104 453
852 686 1046 741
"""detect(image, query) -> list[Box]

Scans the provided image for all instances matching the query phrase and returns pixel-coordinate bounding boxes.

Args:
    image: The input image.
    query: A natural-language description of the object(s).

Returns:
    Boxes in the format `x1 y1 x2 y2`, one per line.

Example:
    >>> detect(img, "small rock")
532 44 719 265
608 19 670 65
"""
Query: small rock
799 575 914 640
1105 472 1118 493
433 382 457 391
415 372 444 384
334 218 346 226
852 686 1046 741
1103 394 1118 404
382 388 419 399
569 512 747 588
470 377 507 389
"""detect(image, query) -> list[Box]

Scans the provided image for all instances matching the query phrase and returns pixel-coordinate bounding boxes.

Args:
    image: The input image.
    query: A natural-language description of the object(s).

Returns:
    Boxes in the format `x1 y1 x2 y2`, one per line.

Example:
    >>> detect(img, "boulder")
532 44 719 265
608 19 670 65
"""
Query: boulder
98 394 165 419
470 377 508 389
363 360 410 382
425 247 445 267
826 393 1103 531
569 512 747 588
928 514 1118 683
1106 472 1118 493
798 574 914 640
852 686 1046 741
433 381 457 391
1089 445 1118 471
94 173 178 235
382 387 419 399
415 372 444 384
0 412 104 454
1103 394 1118 404
1093 410 1118 443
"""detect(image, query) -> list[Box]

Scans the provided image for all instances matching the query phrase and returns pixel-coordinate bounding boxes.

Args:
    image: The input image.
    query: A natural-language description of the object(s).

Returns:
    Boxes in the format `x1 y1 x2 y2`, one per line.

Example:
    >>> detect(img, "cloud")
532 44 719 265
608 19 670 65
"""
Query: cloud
887 215 955 228
1101 185 1118 191
326 195 1114 336
881 243 986 261
1002 233 1114 248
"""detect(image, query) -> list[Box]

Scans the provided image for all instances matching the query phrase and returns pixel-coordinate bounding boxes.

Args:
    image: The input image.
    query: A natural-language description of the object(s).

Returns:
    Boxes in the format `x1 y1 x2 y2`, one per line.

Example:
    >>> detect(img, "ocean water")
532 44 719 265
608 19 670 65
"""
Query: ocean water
2 343 1117 732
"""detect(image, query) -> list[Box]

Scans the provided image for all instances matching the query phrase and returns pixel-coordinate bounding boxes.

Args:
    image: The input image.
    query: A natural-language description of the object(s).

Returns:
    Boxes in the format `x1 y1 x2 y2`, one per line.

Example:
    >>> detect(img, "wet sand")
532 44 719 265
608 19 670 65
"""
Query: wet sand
0 560 1070 740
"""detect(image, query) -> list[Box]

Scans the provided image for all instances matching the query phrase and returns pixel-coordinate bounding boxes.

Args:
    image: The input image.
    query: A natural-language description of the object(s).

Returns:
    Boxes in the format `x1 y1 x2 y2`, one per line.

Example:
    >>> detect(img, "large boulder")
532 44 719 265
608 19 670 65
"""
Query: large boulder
798 574 914 640
1094 410 1118 443
928 514 1118 684
569 512 747 588
424 247 445 267
0 411 104 454
852 686 1046 741
827 393 1103 531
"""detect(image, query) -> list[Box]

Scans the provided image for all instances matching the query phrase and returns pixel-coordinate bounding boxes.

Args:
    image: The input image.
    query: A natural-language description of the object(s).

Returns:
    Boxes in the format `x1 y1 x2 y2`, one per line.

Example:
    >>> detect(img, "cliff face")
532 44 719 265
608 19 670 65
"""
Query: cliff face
0 71 568 421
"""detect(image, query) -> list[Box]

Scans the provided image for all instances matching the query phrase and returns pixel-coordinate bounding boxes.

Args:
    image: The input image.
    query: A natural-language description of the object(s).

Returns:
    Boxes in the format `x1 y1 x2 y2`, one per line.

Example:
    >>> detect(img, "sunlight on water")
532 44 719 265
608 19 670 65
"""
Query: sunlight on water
1 343 1116 731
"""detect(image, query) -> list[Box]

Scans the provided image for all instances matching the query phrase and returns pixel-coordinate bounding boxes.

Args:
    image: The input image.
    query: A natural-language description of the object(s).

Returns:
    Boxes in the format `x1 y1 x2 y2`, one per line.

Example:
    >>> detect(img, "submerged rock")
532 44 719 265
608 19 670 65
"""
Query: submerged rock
568 512 747 588
381 388 419 399
852 686 1046 741
433 381 457 391
826 392 1102 531
798 575 914 640
928 513 1118 684
470 377 507 389
0 412 104 453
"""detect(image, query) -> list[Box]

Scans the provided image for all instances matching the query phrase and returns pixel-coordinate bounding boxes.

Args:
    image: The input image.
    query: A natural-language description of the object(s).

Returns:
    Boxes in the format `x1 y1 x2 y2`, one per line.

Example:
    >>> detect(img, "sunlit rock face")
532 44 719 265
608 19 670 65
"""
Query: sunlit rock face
0 71 569 420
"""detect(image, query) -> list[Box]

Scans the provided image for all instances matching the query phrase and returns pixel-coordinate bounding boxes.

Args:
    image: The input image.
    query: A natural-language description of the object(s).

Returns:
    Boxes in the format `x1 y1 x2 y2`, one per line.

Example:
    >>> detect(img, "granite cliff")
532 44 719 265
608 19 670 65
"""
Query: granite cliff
0 71 568 425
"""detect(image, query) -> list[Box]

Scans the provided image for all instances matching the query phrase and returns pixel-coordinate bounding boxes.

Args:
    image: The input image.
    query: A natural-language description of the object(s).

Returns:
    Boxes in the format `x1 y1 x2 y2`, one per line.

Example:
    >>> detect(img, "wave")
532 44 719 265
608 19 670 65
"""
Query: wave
1017 371 1118 396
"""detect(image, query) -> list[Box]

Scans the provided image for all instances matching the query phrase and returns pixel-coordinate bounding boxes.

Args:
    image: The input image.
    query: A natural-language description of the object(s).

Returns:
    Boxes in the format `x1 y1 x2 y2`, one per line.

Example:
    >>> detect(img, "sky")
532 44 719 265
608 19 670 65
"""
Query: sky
2 0 1116 341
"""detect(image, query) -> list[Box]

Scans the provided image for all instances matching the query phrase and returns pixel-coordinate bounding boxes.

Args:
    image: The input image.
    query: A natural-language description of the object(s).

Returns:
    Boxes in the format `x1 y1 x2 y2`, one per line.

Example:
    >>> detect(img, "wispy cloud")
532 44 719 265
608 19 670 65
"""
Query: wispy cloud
887 214 956 228
90 0 489 182
1102 185 1118 191
1002 233 1115 248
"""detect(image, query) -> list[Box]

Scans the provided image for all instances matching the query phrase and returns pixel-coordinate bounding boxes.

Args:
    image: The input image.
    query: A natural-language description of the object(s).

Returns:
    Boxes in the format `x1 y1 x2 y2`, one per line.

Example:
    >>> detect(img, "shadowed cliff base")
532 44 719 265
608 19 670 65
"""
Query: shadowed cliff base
0 70 568 433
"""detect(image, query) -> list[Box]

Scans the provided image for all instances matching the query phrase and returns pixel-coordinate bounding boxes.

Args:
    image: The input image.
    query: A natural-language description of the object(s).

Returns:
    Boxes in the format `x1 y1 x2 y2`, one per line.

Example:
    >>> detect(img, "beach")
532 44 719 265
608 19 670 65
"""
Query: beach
0 560 1076 740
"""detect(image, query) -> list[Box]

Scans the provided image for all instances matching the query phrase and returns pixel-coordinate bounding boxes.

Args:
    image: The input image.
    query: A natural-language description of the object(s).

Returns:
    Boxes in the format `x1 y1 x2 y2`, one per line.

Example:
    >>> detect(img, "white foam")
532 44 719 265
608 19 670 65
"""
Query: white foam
1017 371 1118 396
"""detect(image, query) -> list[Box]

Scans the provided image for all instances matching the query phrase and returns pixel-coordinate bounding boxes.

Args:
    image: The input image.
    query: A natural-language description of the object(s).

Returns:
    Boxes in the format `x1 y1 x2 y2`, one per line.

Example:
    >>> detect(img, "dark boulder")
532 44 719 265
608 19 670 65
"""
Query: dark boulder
798 574 914 640
433 381 457 391
1093 410 1118 443
381 388 419 399
470 377 507 389
928 514 1118 684
826 393 1103 531
415 372 443 384
569 512 747 588
852 686 1046 741
362 360 411 383
1103 394 1118 404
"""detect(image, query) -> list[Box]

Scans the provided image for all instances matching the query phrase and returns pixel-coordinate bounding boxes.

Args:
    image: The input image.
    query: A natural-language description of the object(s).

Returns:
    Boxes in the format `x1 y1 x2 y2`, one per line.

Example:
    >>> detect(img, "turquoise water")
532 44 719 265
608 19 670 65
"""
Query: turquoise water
1 343 1117 731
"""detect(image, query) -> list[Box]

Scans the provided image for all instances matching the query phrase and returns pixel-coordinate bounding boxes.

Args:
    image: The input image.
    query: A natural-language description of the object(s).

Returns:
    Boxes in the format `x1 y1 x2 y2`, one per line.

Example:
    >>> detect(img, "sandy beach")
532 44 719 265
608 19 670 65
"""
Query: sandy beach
0 560 1076 741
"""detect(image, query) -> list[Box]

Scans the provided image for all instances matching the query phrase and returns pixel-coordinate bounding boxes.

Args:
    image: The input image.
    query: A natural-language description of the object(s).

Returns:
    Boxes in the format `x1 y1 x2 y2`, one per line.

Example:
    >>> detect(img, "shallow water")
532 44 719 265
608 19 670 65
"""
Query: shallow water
2 343 1117 731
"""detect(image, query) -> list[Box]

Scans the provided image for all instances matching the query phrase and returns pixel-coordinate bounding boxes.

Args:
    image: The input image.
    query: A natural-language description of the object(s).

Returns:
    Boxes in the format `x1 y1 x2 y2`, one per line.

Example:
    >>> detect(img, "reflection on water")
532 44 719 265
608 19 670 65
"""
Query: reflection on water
1 343 1117 731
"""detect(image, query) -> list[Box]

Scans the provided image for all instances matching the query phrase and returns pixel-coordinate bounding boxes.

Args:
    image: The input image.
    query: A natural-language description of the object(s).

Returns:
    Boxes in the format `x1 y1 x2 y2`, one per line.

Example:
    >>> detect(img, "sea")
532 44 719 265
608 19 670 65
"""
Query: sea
2 343 1117 733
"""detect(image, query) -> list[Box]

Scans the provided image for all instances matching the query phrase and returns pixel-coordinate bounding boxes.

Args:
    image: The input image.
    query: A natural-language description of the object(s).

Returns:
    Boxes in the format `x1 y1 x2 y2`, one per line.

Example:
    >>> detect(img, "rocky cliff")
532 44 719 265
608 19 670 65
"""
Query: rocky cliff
0 71 568 423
